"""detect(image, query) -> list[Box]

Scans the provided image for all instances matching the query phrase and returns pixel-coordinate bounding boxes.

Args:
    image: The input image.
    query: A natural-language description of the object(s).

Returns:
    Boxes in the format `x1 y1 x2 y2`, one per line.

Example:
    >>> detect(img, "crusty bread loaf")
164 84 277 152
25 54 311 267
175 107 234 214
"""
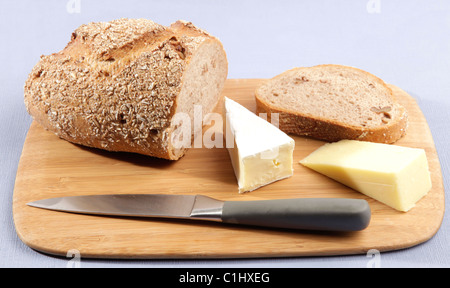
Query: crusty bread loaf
24 18 228 160
255 65 407 144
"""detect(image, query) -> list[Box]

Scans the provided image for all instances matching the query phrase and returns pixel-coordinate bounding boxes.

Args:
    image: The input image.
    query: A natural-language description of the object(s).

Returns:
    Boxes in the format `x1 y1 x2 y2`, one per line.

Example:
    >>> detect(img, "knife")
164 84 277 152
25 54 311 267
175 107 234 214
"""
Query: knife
27 194 371 232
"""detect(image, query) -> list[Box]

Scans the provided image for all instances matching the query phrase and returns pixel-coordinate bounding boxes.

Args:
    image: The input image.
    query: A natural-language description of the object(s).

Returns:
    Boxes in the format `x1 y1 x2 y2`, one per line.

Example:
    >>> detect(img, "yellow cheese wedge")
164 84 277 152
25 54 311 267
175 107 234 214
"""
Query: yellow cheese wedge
300 140 432 212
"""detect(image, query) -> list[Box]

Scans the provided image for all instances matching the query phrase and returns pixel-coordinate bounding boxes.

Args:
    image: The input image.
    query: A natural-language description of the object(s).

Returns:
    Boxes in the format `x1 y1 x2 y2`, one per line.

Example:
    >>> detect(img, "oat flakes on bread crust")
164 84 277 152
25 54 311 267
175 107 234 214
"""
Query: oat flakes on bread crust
255 64 408 144
24 18 228 160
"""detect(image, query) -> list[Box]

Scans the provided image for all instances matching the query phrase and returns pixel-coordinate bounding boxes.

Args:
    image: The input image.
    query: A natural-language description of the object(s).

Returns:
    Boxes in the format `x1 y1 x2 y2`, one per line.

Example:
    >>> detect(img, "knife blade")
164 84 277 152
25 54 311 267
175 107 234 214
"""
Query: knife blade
27 194 371 232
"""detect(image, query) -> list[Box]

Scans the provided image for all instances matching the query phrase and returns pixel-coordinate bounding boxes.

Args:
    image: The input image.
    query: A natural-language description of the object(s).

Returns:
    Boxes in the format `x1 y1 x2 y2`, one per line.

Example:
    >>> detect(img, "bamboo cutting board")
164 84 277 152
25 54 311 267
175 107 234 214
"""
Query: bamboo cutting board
13 79 444 259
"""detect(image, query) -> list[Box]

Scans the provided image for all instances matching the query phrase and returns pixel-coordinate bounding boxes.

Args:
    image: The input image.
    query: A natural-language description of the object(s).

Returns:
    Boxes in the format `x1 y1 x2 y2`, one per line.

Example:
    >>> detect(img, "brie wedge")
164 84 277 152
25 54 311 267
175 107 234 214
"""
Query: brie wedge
300 140 432 212
224 97 295 193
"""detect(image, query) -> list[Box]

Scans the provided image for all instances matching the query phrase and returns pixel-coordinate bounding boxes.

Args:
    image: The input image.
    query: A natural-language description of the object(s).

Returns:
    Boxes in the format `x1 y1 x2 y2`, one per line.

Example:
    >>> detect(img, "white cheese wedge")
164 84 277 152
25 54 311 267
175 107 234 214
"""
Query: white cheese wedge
224 97 295 193
300 140 432 212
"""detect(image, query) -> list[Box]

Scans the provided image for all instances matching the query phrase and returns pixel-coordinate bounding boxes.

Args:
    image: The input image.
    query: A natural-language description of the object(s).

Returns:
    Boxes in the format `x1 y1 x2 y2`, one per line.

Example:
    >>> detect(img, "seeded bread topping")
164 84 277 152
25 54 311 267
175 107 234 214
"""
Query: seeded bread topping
24 18 228 159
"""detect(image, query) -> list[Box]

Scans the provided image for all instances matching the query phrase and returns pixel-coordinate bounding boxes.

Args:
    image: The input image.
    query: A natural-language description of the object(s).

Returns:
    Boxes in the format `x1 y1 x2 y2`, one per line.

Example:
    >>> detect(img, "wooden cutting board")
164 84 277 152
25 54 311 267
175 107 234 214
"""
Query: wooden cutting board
13 79 444 259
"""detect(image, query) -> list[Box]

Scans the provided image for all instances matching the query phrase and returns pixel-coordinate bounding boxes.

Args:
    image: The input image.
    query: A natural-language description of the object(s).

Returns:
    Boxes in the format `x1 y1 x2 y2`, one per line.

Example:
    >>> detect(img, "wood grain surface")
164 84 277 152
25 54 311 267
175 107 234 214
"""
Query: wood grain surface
13 79 445 259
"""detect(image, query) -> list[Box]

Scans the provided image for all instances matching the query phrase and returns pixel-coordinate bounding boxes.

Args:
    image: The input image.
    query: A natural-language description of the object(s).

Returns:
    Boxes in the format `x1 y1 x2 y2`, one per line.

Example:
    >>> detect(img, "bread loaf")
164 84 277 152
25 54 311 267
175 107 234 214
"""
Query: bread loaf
255 65 407 144
24 18 228 160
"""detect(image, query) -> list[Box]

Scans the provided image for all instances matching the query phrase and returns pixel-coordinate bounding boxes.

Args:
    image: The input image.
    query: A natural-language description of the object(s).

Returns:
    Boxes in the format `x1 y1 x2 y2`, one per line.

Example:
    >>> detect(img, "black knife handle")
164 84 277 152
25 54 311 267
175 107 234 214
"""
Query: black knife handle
221 198 371 232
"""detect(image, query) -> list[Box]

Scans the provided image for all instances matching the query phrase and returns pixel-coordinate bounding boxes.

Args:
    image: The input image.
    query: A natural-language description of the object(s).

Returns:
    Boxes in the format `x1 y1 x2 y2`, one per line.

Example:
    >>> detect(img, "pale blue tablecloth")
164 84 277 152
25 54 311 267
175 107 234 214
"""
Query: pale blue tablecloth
1 0 449 267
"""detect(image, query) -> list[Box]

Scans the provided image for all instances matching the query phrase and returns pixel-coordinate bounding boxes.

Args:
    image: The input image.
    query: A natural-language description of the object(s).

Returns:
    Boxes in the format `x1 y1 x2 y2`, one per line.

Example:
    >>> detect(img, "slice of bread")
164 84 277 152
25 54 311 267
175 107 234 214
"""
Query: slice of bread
255 64 408 144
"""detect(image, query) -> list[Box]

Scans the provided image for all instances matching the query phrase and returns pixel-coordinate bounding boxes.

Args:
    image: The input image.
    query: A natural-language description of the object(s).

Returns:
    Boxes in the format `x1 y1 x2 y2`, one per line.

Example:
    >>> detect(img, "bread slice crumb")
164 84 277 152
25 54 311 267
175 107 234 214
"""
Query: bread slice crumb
255 64 407 143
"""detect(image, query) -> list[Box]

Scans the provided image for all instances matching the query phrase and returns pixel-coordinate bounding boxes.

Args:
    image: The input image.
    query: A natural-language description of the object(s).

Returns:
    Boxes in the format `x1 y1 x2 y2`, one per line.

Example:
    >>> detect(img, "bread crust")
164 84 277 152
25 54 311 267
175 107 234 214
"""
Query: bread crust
255 65 408 144
24 18 227 160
